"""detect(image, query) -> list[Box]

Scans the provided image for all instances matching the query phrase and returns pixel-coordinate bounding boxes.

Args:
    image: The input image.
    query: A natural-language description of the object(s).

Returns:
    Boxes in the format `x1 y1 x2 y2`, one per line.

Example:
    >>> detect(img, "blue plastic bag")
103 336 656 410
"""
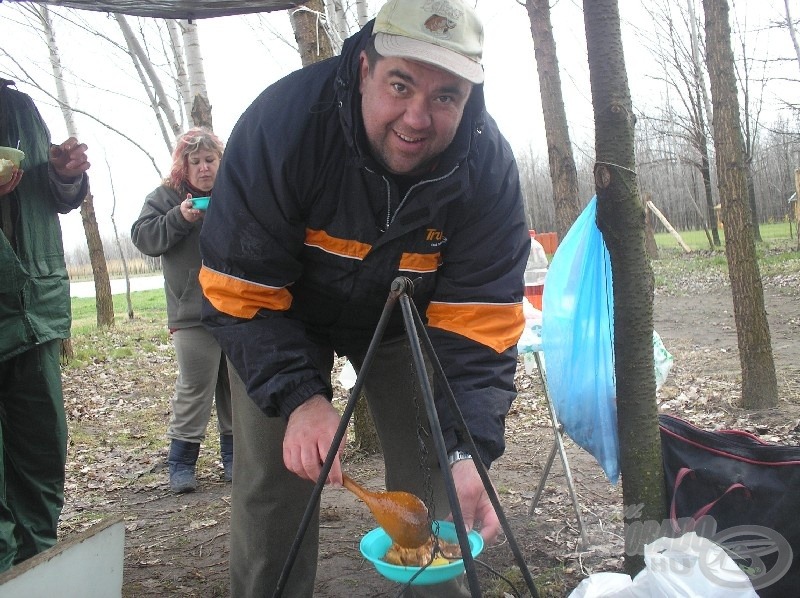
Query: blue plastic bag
541 197 619 483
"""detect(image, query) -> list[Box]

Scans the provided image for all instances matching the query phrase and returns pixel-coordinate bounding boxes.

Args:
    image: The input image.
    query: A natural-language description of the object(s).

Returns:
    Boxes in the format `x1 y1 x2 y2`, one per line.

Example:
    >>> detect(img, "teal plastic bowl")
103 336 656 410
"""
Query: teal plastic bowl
191 196 210 210
360 520 483 586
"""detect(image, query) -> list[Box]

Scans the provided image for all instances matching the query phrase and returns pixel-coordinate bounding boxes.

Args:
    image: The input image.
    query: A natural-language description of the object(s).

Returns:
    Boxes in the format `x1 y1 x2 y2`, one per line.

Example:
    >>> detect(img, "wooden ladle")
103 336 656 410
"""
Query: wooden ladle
342 473 430 548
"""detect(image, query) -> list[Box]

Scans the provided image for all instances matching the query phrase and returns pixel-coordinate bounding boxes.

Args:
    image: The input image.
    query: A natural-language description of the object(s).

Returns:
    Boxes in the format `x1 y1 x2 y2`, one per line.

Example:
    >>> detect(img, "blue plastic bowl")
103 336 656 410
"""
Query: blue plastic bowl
360 520 483 586
191 196 210 210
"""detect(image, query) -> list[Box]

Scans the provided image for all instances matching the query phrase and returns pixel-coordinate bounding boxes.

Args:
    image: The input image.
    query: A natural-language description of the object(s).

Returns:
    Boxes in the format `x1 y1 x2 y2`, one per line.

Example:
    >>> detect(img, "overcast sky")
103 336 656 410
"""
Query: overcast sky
0 0 795 254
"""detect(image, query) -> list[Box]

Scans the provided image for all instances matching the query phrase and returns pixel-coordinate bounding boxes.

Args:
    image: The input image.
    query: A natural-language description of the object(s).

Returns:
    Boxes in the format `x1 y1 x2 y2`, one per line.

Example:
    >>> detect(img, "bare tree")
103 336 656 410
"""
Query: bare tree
524 0 581 242
181 20 212 129
703 0 778 408
583 0 666 577
289 0 379 453
116 14 182 146
290 0 335 67
39 4 114 328
641 0 719 247
787 0 800 73
105 154 134 320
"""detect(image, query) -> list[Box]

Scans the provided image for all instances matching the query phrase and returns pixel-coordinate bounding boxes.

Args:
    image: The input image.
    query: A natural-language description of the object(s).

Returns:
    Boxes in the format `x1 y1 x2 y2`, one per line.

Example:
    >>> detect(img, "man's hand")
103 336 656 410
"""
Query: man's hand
449 459 501 544
0 166 22 197
49 137 90 181
283 394 345 485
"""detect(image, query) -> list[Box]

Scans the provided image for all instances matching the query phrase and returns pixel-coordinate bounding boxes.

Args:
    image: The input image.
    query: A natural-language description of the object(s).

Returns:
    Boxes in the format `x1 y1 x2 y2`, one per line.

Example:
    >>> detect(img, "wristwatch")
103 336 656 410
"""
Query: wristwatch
447 450 473 467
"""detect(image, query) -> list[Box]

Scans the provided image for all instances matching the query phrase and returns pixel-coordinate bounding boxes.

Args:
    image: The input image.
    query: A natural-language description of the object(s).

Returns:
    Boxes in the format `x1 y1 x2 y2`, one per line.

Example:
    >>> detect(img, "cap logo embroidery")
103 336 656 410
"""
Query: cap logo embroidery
424 14 457 36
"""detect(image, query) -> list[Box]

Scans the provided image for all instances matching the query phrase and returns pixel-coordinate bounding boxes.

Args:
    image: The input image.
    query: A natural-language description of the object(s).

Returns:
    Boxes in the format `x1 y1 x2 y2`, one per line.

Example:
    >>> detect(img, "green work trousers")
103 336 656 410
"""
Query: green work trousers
0 339 67 572
229 336 469 597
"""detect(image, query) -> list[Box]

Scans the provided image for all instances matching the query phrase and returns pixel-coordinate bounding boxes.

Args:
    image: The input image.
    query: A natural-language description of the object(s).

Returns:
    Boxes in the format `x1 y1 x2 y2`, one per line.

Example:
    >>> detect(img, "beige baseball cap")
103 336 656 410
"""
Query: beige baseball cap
373 0 485 84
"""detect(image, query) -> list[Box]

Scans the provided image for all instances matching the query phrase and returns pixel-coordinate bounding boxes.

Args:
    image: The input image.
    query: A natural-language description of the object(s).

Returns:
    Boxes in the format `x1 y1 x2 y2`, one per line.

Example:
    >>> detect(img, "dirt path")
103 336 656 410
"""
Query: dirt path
59 267 800 597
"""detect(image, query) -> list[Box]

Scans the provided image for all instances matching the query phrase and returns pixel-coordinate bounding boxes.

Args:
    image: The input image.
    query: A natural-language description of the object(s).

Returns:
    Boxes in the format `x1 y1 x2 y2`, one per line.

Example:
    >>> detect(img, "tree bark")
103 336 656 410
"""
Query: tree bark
290 0 334 68
289 1 380 452
78 191 115 327
583 0 666 577
702 0 778 408
525 0 581 243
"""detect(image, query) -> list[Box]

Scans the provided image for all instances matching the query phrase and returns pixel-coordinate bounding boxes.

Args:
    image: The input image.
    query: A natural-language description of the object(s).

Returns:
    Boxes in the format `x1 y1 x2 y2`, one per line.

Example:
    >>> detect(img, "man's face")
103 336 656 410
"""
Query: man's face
359 51 473 177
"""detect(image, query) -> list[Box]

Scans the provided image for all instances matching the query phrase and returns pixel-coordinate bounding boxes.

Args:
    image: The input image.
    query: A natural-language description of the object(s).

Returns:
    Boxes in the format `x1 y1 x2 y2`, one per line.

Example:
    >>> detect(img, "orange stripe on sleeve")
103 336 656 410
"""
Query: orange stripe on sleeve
305 229 371 260
426 301 525 353
399 252 441 273
199 265 292 319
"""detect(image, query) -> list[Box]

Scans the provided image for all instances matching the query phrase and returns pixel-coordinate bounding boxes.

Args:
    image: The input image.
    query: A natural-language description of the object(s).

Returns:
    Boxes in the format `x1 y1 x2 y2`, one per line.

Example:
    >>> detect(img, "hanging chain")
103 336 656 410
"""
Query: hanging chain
409 341 441 560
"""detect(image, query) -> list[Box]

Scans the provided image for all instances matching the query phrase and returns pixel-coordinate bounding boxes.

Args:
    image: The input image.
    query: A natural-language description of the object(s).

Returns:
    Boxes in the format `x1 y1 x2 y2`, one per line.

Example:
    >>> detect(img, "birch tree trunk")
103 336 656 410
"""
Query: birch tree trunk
116 14 182 146
787 0 800 72
167 19 192 125
702 0 778 408
583 0 666 577
40 5 114 329
181 20 213 130
355 0 370 28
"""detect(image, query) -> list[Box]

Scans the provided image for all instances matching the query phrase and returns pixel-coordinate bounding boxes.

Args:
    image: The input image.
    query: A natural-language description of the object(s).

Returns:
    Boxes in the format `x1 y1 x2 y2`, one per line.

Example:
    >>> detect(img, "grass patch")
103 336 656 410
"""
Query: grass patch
71 289 166 334
653 221 796 252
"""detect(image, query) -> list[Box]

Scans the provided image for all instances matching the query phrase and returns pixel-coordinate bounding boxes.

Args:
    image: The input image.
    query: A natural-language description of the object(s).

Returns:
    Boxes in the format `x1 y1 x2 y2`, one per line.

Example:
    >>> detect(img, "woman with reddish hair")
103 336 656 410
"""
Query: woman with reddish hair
131 128 233 493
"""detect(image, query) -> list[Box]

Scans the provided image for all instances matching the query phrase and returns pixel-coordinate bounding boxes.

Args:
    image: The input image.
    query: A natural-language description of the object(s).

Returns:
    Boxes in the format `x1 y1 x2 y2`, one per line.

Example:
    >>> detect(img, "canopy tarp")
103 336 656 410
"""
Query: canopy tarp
3 0 305 19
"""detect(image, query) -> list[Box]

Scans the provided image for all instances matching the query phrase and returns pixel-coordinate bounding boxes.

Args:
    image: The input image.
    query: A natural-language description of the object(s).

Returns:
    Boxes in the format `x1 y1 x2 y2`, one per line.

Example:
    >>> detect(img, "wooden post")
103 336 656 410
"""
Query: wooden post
641 192 659 259
646 201 692 253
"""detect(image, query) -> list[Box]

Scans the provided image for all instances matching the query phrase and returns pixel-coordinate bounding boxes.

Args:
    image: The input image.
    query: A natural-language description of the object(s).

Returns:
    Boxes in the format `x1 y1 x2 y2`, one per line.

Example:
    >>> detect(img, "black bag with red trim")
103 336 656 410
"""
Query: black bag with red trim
659 413 800 597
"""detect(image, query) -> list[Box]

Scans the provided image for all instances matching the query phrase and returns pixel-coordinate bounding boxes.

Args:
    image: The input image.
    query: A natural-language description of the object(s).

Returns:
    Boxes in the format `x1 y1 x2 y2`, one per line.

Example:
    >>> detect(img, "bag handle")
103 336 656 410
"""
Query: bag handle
670 467 751 533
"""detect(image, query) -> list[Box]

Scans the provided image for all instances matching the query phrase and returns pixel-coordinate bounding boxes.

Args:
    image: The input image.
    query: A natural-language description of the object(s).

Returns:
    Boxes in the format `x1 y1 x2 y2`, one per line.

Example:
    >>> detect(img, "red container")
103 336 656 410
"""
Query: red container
533 232 558 256
524 284 543 311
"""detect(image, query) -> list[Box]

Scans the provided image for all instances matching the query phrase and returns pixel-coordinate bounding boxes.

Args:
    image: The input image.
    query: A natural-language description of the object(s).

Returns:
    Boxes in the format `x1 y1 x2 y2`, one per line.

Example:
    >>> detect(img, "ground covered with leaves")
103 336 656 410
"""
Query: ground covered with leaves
59 246 800 597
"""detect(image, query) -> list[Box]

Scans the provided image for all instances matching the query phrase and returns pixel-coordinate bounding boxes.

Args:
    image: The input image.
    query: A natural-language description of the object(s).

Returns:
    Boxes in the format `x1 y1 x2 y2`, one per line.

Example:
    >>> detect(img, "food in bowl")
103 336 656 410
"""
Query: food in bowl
0 159 15 185
360 520 483 586
383 535 461 567
0 147 25 185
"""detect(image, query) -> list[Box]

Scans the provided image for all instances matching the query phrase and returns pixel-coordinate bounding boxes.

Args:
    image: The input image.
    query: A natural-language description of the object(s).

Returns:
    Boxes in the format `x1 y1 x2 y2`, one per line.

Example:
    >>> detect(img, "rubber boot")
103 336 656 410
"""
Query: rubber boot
220 434 233 482
168 439 200 493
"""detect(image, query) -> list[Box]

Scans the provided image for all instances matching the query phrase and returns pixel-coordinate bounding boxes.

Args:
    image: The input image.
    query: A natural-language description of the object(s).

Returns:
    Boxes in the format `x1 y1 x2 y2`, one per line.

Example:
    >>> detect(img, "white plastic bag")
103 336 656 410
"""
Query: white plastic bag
569 532 757 598
524 237 548 287
338 359 357 390
653 330 673 390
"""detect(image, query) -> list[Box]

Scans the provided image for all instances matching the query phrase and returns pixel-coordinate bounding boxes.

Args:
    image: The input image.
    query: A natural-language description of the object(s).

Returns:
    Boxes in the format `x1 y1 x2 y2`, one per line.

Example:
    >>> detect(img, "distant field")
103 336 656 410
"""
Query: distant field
71 289 166 335
68 258 159 282
654 221 797 252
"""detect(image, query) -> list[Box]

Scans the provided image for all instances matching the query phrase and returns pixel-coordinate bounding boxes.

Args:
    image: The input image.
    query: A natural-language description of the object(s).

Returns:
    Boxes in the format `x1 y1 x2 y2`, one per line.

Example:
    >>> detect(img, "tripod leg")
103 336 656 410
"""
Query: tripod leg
529 440 558 514
534 352 589 549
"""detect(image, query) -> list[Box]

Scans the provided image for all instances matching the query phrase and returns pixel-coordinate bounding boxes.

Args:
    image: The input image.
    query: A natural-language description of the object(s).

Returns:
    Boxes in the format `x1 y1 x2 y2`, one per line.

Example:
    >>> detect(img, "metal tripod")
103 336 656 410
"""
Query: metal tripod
273 277 539 597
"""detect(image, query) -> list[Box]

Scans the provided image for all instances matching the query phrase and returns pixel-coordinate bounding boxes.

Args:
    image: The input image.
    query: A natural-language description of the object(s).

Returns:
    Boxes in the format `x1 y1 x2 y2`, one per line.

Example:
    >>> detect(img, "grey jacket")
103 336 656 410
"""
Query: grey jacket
131 185 204 330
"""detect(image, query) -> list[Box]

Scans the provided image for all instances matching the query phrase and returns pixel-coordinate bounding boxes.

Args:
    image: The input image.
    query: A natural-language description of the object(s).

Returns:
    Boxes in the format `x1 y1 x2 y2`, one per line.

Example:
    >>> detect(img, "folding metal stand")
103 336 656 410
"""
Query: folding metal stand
273 277 539 598
527 351 589 549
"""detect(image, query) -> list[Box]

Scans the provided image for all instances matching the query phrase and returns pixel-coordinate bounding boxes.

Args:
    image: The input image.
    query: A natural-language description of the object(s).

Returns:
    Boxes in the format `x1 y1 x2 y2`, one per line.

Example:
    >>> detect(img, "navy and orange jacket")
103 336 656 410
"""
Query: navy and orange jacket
199 23 529 466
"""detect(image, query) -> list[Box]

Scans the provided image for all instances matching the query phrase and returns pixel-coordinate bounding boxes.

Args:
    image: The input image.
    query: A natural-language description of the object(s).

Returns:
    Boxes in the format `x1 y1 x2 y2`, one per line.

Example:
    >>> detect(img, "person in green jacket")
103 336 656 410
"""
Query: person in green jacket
0 78 90 572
